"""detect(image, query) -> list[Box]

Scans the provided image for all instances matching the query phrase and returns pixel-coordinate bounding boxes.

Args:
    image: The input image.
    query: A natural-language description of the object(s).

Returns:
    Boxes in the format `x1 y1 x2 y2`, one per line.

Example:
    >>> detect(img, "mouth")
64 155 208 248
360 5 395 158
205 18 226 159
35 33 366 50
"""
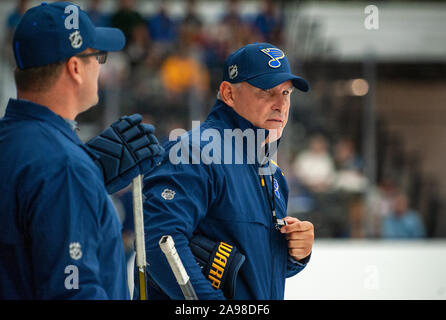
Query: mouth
266 119 283 123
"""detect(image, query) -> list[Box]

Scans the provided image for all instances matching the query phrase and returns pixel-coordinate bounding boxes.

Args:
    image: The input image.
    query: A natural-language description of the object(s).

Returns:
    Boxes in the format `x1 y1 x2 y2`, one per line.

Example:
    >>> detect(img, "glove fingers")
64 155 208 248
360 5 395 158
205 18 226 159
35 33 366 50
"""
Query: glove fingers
128 135 151 153
140 123 155 134
147 133 160 145
134 147 152 161
113 114 142 133
121 126 143 141
113 119 132 132
88 114 163 193
120 123 156 143
149 144 163 156
122 114 142 126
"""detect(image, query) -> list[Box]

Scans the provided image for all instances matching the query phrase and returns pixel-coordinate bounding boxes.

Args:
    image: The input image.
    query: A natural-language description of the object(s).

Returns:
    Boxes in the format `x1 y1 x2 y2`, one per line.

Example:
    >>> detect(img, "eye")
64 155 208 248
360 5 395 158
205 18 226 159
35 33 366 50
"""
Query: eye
283 88 294 96
258 88 272 98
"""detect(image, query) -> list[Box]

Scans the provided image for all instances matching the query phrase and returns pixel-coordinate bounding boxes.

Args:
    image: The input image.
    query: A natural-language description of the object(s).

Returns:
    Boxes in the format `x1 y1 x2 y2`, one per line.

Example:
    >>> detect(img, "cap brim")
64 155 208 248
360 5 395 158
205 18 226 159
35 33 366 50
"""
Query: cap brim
247 72 310 92
91 27 126 52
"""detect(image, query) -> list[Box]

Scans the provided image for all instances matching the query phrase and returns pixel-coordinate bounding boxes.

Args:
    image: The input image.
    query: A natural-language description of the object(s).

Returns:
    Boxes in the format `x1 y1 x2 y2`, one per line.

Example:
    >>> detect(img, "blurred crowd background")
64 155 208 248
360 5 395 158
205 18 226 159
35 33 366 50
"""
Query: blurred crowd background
1 0 446 262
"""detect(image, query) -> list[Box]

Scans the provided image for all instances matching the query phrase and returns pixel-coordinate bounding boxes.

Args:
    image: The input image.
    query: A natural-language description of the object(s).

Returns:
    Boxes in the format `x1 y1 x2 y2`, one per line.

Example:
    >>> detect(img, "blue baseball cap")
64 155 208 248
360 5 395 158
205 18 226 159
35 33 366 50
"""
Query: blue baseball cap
223 43 309 92
13 1 126 69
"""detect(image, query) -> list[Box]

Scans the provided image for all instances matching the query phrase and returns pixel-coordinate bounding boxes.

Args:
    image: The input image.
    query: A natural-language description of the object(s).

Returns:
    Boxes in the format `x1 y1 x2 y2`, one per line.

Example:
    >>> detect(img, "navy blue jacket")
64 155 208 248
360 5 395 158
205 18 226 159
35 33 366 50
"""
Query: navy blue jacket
0 99 129 299
139 100 308 300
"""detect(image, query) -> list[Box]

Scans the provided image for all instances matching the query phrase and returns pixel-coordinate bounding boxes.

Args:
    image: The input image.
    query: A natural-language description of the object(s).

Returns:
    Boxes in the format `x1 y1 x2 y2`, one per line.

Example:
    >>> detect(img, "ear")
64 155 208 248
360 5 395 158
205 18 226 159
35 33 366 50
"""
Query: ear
66 56 83 85
219 81 237 108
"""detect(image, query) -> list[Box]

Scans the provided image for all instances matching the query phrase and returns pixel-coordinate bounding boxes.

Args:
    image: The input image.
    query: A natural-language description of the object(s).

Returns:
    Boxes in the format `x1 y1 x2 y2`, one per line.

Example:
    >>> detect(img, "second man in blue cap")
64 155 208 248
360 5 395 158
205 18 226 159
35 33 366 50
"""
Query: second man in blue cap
136 42 314 300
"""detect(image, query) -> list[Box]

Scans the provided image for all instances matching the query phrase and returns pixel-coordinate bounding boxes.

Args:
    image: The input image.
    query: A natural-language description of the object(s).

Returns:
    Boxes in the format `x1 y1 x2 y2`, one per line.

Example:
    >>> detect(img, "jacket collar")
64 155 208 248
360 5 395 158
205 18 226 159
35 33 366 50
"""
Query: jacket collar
206 99 281 167
207 99 263 133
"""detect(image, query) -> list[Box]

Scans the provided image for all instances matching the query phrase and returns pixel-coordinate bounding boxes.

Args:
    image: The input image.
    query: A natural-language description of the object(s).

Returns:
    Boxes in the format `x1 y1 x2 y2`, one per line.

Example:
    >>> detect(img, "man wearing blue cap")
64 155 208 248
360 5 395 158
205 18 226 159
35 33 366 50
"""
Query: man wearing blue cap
135 43 314 300
0 2 164 299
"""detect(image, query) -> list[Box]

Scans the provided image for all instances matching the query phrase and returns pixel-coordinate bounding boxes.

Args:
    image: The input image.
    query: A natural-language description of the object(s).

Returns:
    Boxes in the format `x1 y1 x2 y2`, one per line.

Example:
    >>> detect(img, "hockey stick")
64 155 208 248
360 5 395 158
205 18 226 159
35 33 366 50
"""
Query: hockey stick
159 235 198 300
132 174 147 300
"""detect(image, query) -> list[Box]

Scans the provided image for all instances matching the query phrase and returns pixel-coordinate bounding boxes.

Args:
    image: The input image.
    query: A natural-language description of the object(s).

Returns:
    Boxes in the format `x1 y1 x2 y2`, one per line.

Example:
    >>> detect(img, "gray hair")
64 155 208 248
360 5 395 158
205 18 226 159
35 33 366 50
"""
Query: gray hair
216 82 241 101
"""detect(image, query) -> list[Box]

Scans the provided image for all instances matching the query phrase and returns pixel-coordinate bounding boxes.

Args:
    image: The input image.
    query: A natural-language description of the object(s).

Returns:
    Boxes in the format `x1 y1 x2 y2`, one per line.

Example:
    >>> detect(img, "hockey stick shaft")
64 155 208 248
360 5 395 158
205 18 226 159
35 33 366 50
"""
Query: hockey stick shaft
132 174 147 300
159 235 198 300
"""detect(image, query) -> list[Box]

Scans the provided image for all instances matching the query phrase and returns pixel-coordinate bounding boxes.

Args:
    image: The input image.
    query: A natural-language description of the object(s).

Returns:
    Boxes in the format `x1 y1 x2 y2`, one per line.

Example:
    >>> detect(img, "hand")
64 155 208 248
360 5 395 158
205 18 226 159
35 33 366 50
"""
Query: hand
86 114 164 194
280 216 314 261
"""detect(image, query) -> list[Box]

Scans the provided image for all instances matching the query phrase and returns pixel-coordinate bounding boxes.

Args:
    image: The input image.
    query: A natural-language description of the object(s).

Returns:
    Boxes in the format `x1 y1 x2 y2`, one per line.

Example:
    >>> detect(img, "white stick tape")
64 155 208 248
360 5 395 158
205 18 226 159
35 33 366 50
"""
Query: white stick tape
159 235 190 285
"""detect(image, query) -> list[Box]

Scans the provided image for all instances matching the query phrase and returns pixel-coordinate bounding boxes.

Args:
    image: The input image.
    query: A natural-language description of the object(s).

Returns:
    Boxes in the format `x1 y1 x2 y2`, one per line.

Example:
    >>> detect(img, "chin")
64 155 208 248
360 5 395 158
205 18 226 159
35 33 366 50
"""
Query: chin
267 129 283 142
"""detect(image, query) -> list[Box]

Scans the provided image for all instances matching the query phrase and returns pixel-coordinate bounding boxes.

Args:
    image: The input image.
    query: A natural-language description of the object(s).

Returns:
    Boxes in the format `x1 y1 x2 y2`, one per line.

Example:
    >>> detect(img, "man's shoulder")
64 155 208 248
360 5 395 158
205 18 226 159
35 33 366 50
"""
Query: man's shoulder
1 118 98 174
161 119 225 159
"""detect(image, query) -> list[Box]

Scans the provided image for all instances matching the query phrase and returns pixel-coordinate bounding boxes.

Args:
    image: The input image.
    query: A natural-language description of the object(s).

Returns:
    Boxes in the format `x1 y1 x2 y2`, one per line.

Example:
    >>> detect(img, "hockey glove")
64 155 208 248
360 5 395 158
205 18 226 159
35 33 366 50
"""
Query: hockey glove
86 114 164 194
190 234 245 299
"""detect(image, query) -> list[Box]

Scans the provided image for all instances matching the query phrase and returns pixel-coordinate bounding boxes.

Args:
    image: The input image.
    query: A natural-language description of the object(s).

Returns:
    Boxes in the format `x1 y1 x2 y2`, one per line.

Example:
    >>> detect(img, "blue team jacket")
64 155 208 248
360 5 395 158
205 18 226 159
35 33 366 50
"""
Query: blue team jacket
139 100 308 300
0 99 129 299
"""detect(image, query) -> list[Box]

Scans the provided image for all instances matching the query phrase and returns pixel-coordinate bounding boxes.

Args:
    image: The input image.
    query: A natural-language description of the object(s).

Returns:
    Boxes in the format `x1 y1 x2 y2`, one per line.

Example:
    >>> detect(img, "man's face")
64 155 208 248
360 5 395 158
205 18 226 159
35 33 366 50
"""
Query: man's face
231 80 293 140
78 50 101 112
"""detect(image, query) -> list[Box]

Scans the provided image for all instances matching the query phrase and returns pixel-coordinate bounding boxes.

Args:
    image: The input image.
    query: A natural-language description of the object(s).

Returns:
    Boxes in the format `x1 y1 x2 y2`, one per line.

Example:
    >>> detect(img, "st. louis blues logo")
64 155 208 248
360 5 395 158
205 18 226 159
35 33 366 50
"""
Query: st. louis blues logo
261 48 285 68
273 178 280 199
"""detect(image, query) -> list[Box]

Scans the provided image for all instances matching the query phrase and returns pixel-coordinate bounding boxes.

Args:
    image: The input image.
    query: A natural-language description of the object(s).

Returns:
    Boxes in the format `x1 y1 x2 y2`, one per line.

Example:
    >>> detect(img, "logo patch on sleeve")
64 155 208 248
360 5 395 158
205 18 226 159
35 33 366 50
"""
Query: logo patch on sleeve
161 189 176 200
69 242 82 260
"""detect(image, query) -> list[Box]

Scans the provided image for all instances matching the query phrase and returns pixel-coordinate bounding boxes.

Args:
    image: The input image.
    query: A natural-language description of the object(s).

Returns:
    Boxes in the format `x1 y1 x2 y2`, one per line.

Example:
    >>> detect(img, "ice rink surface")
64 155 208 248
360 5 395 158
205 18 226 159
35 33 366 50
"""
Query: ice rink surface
127 240 446 300
284 240 446 300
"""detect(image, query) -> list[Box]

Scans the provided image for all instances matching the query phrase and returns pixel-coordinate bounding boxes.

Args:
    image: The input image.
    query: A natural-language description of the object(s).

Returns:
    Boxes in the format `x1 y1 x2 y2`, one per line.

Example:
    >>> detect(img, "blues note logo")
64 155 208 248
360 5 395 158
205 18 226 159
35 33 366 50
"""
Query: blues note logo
261 48 285 68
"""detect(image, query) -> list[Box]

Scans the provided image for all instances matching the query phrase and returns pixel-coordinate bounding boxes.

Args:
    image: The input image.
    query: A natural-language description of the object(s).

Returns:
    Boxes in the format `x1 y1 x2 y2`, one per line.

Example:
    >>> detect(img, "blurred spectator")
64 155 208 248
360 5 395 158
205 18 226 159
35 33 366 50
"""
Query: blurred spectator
378 178 399 218
147 2 177 44
215 0 259 55
86 0 110 27
333 137 368 193
126 44 164 111
126 23 151 66
180 0 206 54
382 192 426 239
253 0 284 44
364 179 404 238
334 137 363 172
6 0 28 35
220 0 243 26
160 34 210 100
422 177 443 238
182 0 203 30
293 134 336 193
110 0 149 61
160 53 209 98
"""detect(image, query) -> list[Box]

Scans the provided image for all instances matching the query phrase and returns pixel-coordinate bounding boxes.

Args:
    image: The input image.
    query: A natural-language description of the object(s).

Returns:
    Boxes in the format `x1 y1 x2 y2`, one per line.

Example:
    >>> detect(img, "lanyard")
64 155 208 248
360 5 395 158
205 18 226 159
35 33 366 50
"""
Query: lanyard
259 163 287 231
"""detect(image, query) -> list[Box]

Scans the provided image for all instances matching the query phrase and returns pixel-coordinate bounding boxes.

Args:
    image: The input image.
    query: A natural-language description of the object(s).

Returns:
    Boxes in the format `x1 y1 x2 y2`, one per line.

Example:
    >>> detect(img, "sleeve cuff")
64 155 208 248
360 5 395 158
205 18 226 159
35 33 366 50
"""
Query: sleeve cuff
288 252 311 266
